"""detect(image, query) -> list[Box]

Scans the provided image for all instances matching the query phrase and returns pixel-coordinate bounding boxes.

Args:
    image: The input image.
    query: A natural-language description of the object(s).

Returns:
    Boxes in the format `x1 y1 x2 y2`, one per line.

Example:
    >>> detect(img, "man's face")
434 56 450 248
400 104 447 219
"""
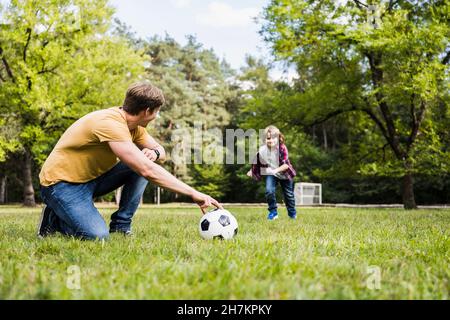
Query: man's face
139 107 161 127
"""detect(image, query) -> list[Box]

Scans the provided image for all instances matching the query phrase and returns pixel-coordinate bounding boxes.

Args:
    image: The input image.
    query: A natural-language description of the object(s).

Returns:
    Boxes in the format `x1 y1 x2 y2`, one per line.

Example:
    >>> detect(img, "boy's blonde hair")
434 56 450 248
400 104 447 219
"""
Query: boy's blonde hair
264 125 285 144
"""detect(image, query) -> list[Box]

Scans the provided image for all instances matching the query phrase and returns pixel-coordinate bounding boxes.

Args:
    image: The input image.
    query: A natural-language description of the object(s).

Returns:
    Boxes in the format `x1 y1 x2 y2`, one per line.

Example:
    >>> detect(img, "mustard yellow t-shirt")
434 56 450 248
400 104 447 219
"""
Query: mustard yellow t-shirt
39 107 148 186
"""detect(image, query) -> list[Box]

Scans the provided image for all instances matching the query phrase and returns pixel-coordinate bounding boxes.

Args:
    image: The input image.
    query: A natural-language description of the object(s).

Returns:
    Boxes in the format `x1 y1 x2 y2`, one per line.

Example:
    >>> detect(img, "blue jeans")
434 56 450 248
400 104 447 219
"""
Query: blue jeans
265 175 297 217
40 162 148 240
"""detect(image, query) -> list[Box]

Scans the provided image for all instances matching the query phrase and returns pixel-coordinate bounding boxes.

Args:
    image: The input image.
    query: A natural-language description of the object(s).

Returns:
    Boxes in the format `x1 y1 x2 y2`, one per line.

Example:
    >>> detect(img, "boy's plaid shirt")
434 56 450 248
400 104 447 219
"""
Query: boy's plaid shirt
251 143 296 181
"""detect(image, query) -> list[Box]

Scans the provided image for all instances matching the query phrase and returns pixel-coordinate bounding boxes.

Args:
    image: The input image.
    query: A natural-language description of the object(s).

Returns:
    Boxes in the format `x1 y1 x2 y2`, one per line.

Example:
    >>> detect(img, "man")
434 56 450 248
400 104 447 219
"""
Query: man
38 82 222 240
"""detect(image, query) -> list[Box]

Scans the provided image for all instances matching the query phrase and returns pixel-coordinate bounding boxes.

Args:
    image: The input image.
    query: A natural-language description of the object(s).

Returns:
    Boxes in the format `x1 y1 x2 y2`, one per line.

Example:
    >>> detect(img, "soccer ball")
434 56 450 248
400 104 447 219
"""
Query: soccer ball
199 209 238 240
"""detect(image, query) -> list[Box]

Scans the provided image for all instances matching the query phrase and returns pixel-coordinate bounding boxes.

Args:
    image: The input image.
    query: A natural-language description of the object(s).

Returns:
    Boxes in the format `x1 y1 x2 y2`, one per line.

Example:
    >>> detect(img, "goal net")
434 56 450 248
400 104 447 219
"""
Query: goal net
294 182 322 205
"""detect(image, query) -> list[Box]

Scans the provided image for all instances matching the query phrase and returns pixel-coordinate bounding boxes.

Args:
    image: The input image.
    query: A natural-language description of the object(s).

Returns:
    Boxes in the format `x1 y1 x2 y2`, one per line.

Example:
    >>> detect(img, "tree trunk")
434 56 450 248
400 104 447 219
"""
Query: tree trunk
401 169 417 210
0 175 6 204
332 121 336 152
23 150 36 207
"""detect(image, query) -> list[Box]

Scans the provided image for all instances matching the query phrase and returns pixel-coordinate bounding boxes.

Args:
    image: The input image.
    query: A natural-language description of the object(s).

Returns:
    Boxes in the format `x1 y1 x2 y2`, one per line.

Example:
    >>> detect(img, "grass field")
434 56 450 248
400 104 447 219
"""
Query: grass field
0 205 449 299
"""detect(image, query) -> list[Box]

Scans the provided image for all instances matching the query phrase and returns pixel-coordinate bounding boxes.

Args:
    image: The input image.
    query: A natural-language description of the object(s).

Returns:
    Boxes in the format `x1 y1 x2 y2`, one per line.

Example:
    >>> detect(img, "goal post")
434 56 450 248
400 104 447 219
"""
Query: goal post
294 182 322 205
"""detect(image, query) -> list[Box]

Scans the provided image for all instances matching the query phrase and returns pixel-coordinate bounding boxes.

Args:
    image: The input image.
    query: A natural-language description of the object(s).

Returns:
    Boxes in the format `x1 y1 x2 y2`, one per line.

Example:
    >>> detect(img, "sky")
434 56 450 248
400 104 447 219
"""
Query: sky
109 0 296 80
109 0 268 70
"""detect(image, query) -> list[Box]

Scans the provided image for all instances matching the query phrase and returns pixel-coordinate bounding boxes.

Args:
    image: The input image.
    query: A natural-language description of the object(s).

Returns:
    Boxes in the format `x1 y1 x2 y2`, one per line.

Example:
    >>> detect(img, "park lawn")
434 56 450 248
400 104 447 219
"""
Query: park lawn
0 205 449 300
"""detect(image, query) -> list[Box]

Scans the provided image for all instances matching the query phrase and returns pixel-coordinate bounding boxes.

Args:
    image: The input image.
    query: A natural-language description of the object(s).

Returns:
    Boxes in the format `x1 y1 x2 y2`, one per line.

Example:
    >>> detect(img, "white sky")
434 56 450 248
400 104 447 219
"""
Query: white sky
110 0 298 81
109 0 269 70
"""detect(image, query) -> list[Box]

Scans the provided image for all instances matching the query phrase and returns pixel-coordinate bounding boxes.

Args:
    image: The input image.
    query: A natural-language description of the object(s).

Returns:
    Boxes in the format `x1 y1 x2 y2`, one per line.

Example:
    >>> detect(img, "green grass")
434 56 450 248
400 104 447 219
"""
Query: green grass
0 205 449 299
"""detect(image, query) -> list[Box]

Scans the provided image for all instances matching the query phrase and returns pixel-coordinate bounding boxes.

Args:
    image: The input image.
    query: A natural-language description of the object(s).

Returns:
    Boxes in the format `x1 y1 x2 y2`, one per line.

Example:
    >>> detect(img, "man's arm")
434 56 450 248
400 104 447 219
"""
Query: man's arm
108 141 222 213
136 134 166 163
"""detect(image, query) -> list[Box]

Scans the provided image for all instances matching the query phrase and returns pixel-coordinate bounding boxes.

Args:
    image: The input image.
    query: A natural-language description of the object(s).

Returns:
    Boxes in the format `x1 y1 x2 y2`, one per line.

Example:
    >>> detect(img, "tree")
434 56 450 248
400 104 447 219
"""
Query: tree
260 0 450 209
0 0 146 206
143 34 236 199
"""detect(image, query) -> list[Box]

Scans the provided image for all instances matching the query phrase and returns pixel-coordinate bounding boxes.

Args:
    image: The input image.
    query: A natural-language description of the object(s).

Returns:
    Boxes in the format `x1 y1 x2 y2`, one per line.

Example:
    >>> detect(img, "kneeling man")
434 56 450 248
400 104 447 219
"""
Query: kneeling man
38 82 221 240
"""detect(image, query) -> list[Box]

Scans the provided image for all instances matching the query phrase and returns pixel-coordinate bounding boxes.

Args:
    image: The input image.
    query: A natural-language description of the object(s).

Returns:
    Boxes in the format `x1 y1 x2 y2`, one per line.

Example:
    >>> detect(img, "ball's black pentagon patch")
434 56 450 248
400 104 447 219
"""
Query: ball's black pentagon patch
218 215 230 227
213 235 224 240
201 219 210 231
234 228 238 236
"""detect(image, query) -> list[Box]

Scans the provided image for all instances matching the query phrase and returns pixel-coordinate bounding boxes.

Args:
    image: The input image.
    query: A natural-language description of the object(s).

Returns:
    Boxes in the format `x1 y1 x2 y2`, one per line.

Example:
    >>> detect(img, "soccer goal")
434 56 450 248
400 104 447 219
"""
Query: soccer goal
294 182 322 205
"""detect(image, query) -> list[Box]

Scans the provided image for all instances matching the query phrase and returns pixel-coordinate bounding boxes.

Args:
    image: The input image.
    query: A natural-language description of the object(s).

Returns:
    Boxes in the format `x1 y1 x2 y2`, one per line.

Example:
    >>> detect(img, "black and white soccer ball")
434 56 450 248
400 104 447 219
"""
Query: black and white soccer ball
199 209 238 240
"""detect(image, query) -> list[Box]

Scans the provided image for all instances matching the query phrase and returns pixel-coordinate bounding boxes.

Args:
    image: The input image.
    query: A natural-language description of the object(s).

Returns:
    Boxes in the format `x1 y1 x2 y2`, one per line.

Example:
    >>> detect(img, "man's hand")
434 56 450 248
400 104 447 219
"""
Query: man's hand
191 190 223 214
137 134 166 163
142 148 158 162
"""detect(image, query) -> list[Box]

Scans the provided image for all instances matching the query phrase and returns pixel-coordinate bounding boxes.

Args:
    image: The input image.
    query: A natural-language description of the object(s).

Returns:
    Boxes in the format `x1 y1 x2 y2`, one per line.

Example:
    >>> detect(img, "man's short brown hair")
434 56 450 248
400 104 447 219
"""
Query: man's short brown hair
122 82 165 115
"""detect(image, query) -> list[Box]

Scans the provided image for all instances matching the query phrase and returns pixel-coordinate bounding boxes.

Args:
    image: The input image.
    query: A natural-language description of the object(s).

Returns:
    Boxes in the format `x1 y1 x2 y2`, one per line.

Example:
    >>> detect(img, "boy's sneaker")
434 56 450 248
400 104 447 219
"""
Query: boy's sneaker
267 211 279 220
288 213 297 219
37 205 58 238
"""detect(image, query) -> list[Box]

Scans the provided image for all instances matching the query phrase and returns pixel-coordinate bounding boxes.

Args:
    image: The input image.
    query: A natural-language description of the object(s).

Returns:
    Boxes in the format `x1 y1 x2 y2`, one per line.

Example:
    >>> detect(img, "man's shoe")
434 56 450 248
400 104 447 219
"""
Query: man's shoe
110 228 132 236
37 205 58 238
267 212 279 220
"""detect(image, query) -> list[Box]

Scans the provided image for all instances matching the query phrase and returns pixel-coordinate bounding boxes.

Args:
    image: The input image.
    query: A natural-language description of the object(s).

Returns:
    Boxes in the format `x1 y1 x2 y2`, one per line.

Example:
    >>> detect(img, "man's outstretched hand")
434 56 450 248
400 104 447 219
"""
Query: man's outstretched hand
191 191 223 214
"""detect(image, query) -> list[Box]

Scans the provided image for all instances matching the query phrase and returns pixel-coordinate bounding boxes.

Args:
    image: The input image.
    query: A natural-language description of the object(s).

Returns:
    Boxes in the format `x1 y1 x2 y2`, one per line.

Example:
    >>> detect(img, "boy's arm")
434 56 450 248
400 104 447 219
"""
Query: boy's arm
247 152 259 177
275 144 291 173
273 164 289 174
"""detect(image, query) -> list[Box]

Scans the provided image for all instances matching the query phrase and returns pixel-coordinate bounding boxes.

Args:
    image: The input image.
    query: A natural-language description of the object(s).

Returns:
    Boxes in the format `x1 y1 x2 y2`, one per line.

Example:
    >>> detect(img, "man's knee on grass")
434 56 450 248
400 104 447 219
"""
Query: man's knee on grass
77 226 110 241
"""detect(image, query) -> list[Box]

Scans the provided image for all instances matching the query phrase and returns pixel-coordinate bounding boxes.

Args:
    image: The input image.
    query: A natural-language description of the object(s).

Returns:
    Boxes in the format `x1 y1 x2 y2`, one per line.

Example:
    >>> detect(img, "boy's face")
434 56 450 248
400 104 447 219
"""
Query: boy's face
266 132 279 148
